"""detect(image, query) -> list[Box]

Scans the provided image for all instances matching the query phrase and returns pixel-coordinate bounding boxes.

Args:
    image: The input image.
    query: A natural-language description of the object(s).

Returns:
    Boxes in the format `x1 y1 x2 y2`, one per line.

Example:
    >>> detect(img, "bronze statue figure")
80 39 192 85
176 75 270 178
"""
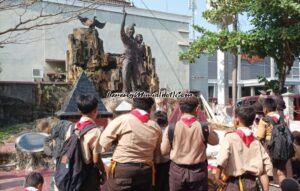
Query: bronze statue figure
78 16 106 29
135 34 147 90
120 7 140 93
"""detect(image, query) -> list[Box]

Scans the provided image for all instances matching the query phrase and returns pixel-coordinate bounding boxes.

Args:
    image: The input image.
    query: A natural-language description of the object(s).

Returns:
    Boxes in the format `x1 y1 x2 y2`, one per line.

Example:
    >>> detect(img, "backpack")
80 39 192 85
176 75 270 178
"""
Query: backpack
44 120 73 158
54 123 98 191
168 121 209 148
263 116 295 161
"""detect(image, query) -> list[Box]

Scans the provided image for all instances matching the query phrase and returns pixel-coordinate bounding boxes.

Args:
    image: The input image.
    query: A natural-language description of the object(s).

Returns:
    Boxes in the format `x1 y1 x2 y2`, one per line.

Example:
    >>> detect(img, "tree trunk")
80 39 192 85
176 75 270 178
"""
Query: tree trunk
278 63 287 93
232 14 238 106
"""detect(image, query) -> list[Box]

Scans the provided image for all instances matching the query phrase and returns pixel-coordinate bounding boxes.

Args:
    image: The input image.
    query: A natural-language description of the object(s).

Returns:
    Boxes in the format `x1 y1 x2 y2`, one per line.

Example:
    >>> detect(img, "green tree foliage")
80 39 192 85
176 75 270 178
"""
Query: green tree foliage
258 75 280 94
180 0 300 93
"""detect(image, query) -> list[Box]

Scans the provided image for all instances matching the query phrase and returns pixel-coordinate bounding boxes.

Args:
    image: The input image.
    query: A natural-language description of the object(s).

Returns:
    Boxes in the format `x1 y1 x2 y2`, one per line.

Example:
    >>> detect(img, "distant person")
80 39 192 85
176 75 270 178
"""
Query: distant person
100 97 162 190
276 96 294 179
215 106 272 191
257 97 295 184
252 102 264 137
54 94 105 191
24 172 44 191
292 131 300 181
161 96 219 191
280 178 300 191
153 110 170 191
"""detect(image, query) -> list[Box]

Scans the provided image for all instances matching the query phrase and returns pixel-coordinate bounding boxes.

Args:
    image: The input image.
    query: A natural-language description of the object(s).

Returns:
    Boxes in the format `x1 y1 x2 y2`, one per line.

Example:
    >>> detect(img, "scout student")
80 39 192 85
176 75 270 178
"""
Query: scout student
292 131 300 181
153 110 170 191
257 97 294 184
276 96 294 179
100 97 162 191
56 94 105 191
280 178 300 191
161 96 219 191
24 172 44 191
215 106 273 191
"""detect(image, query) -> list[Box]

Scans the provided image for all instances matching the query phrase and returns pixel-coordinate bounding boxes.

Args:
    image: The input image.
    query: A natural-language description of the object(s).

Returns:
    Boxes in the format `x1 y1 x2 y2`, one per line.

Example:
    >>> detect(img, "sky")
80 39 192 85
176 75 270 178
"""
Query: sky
132 0 251 38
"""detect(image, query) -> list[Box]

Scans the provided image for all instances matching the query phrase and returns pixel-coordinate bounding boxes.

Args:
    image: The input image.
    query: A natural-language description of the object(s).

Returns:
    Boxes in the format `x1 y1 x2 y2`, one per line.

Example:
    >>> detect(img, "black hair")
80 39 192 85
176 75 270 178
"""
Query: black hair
253 102 263 115
235 106 256 127
292 131 300 145
276 97 286 111
25 172 44 187
178 96 199 113
132 97 155 112
280 178 300 191
263 97 277 112
153 111 168 127
76 94 98 114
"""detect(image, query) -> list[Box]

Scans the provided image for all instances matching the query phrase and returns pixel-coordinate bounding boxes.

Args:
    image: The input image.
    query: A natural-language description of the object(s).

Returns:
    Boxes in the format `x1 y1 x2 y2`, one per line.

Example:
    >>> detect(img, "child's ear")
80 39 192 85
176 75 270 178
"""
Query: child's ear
233 116 239 127
37 183 43 191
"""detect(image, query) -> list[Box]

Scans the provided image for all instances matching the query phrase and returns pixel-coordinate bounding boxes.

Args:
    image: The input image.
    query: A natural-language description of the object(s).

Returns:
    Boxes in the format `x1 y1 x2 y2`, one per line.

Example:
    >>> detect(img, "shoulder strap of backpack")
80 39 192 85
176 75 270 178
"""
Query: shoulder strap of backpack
262 116 276 126
200 121 209 147
79 123 98 137
168 122 176 148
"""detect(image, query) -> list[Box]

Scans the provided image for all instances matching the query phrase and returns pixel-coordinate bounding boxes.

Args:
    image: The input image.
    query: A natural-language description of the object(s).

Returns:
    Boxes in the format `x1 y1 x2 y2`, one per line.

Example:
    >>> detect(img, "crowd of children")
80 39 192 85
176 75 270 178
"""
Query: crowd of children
24 94 300 191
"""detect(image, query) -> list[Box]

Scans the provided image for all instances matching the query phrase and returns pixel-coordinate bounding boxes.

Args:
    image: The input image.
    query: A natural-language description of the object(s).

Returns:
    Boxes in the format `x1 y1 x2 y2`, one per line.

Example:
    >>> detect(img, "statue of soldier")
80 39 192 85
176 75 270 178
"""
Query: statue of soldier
120 7 139 93
135 34 147 90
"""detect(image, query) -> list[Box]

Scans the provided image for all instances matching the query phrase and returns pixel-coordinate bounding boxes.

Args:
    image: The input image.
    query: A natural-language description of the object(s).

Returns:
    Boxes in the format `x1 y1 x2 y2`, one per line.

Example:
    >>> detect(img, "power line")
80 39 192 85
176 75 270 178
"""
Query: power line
139 0 185 89
139 0 186 42
149 28 184 89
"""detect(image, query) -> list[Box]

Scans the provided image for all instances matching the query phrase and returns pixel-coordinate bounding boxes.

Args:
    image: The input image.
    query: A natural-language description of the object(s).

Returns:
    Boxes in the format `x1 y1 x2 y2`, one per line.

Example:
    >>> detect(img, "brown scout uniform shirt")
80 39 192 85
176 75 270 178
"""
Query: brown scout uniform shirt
100 112 162 163
65 117 102 164
161 113 219 165
217 129 273 177
256 112 280 142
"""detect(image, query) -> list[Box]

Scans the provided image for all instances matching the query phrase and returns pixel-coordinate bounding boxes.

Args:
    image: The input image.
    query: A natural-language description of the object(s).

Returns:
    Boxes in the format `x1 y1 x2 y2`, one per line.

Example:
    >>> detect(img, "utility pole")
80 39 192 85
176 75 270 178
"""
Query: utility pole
189 0 196 39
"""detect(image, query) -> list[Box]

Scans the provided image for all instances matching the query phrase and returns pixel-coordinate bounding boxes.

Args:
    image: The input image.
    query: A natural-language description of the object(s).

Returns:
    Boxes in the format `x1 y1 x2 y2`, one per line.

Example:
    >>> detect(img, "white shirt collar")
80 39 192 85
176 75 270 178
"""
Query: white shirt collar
135 109 148 115
237 127 253 136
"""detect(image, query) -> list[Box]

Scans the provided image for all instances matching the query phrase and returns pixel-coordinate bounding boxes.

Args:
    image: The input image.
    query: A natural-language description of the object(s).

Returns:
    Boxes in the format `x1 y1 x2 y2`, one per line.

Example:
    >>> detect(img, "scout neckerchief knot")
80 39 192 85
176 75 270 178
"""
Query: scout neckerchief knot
181 116 197 127
76 120 94 131
236 128 254 147
131 109 150 122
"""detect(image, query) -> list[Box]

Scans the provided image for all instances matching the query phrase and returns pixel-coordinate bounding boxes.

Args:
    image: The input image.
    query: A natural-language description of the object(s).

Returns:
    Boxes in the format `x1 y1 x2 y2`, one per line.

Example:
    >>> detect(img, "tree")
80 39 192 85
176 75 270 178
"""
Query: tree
180 0 300 97
180 0 247 105
243 0 300 93
0 0 100 46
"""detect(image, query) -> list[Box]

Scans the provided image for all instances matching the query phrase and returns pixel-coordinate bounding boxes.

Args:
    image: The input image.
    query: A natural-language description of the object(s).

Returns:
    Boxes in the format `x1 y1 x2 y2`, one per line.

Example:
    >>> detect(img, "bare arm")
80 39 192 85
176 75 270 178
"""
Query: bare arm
207 126 219 145
120 7 129 44
161 126 171 155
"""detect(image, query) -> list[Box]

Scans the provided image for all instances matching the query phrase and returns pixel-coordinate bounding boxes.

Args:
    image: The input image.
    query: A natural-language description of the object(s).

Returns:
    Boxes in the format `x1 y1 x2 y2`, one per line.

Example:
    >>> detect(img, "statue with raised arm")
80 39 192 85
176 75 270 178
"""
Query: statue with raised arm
135 34 147 89
120 7 139 93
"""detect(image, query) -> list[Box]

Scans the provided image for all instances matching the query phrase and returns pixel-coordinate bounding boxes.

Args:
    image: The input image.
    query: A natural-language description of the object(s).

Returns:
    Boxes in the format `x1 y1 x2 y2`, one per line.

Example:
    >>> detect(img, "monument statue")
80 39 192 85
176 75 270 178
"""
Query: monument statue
135 34 146 89
67 8 159 97
78 16 106 29
120 7 139 93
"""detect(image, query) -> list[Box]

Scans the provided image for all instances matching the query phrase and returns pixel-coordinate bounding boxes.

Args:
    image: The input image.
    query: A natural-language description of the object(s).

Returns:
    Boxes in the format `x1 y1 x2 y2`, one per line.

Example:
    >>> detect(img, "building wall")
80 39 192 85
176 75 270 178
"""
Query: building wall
189 56 209 98
0 1 192 91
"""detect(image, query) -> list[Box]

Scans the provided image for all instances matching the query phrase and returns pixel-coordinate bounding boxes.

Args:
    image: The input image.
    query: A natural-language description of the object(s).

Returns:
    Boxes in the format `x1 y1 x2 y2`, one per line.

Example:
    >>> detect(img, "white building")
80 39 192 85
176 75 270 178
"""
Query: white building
1 0 211 96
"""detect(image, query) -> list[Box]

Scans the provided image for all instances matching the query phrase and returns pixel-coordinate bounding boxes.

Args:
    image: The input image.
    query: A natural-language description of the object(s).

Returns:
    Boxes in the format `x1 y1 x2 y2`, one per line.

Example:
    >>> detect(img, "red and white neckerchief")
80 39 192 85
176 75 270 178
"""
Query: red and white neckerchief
76 117 94 131
131 109 150 123
23 187 38 191
181 115 197 127
236 127 255 147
